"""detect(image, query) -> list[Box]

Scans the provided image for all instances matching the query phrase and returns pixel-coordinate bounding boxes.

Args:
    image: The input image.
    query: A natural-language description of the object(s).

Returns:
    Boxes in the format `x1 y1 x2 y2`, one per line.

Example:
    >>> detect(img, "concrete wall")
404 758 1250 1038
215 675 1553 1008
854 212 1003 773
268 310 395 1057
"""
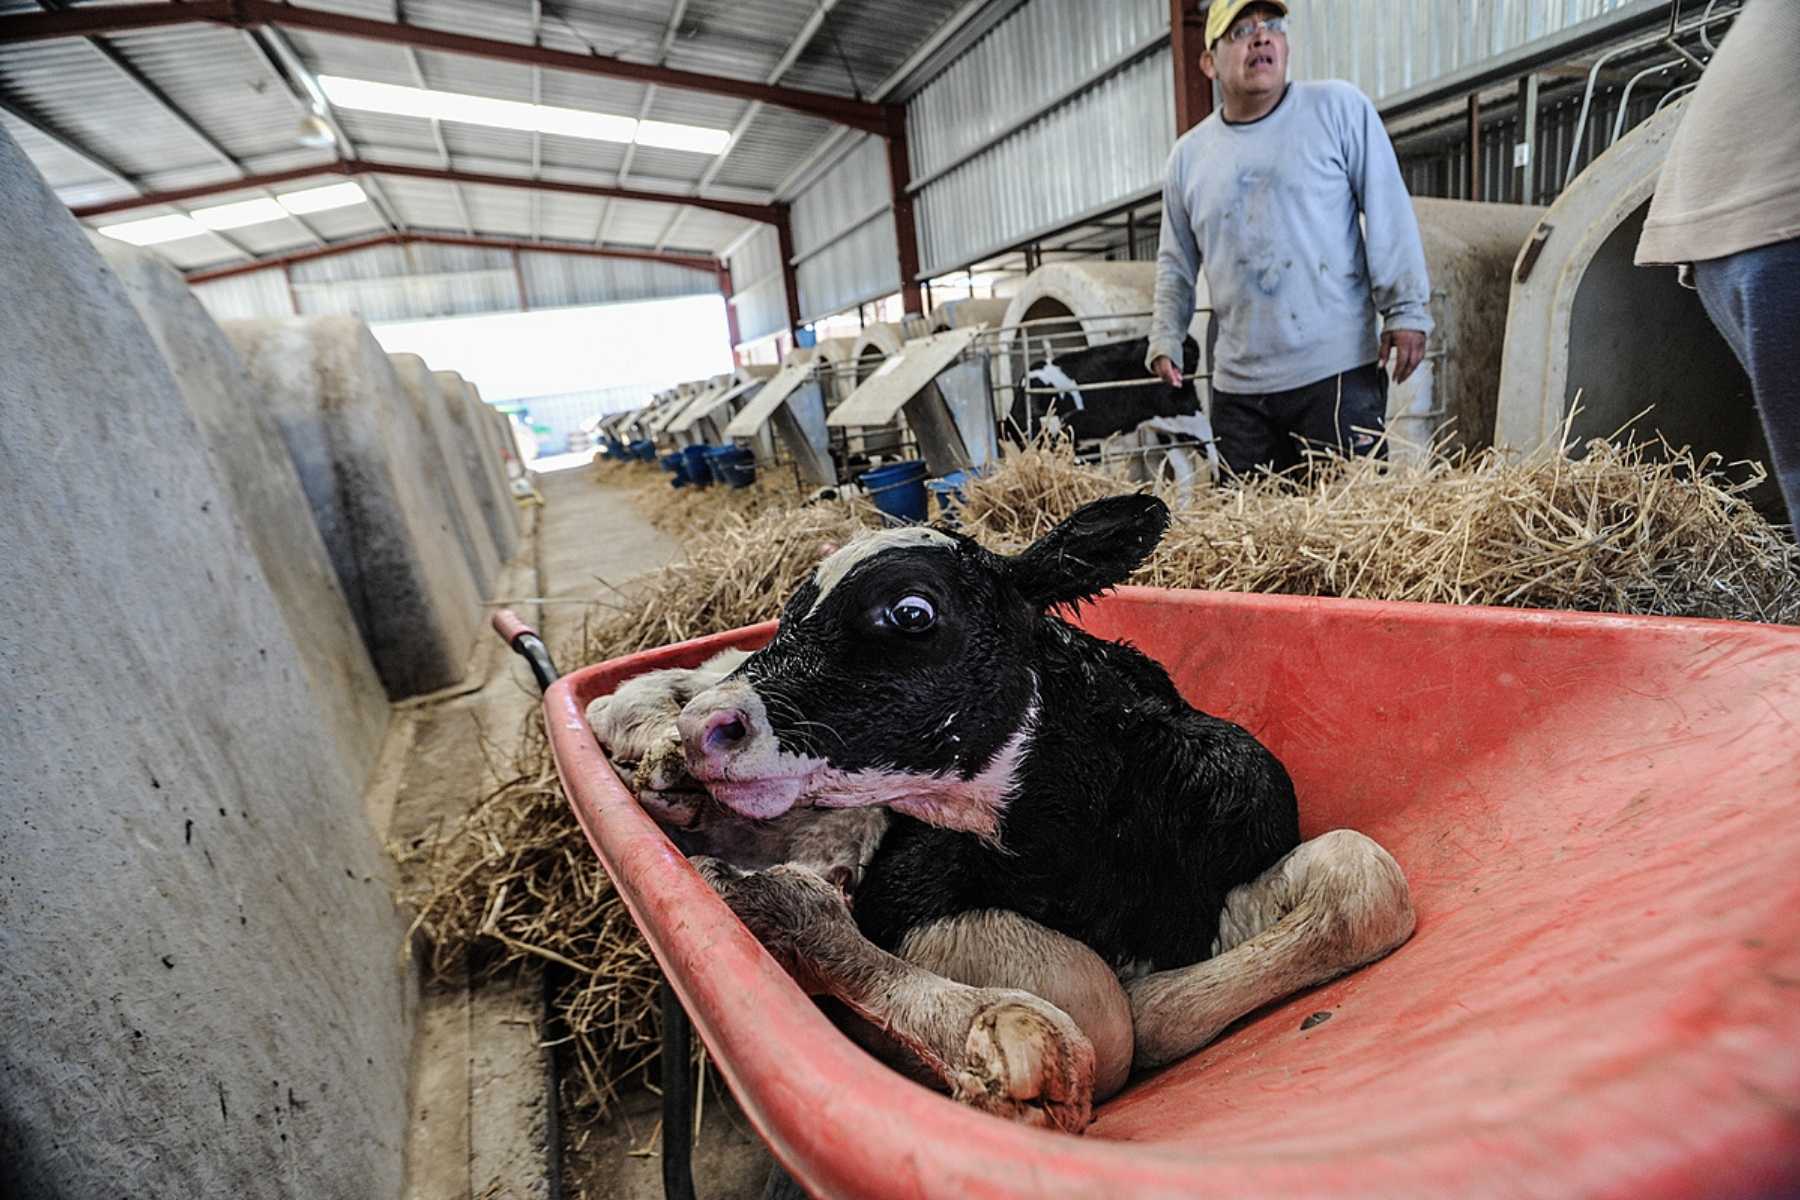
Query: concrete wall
225 318 483 699
99 244 391 790
390 354 502 599
0 127 413 1200
435 370 520 563
475 385 536 502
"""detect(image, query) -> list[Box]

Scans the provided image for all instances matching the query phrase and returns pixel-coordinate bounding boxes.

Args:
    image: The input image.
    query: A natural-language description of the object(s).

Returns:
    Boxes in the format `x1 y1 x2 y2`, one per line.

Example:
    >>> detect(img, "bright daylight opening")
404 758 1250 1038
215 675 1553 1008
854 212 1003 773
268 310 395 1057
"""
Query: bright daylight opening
370 294 736 468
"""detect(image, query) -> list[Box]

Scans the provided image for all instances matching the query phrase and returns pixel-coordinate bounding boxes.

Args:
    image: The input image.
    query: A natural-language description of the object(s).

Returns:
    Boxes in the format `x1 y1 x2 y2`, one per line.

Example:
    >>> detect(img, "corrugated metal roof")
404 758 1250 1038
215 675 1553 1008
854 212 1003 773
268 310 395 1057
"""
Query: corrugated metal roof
709 109 834 192
0 36 218 183
0 106 119 201
780 0 974 96
1 0 980 308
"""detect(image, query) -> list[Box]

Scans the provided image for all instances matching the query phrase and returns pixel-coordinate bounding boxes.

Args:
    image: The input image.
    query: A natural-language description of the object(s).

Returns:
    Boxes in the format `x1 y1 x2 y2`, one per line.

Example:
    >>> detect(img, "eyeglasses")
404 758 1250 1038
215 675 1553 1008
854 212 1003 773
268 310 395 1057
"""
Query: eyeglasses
1224 15 1288 44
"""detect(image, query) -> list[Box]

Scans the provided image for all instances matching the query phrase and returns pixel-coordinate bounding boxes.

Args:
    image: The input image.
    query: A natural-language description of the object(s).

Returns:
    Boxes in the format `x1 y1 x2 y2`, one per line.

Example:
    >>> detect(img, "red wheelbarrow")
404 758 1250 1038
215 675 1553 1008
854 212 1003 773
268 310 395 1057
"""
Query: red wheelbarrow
499 588 1800 1199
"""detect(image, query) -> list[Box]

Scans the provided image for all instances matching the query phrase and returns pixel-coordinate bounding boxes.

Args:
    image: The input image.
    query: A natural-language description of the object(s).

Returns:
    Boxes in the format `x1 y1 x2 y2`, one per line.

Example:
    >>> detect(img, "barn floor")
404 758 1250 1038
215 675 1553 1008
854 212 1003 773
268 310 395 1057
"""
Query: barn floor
373 461 773 1199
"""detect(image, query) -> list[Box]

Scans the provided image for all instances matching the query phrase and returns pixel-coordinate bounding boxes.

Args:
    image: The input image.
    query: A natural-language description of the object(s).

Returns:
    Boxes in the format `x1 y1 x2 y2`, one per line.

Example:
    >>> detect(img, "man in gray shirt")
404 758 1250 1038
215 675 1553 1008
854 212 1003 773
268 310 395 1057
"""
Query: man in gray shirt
1147 0 1432 478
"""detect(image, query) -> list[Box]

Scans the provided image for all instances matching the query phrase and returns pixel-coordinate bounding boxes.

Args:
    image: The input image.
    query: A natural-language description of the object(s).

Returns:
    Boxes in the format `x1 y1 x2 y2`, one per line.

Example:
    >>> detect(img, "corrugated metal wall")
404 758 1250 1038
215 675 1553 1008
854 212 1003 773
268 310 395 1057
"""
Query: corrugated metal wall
908 0 1172 276
728 224 789 345
190 242 718 324
790 135 901 323
190 267 297 322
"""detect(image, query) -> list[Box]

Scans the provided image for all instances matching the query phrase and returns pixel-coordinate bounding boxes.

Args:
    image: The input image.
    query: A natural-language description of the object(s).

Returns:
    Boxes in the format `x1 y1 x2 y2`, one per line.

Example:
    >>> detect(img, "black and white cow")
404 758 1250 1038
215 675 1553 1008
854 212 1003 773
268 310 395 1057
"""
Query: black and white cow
1008 336 1202 444
597 499 1414 1130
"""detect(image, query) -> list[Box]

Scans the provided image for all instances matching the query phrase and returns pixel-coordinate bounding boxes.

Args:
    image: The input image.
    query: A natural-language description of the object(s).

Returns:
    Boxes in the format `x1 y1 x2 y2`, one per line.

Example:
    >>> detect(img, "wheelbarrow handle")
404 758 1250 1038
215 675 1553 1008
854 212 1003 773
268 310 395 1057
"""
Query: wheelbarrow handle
491 607 561 693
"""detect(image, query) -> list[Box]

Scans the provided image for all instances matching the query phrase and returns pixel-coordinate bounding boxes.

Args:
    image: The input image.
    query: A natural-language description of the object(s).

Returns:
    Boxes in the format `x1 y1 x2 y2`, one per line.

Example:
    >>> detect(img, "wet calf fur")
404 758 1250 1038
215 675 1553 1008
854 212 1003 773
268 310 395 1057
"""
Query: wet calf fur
662 499 1412 1126
679 497 1300 970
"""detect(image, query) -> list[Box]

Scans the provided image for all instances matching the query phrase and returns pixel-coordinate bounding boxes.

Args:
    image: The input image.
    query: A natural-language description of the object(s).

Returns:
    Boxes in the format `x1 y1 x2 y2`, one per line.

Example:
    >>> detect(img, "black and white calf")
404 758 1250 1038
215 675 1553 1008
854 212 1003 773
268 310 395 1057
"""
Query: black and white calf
1008 336 1202 443
598 498 1414 1131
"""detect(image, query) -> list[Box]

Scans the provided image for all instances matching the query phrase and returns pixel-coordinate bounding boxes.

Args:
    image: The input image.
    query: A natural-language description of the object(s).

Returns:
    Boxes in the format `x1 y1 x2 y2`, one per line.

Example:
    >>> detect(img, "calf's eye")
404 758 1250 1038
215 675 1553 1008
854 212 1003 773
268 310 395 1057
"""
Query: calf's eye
888 595 936 633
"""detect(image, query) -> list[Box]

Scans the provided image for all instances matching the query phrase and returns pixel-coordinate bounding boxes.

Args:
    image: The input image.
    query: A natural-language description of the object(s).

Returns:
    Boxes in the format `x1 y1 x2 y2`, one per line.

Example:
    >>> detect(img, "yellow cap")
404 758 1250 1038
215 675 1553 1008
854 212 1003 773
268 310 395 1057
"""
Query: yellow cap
1205 0 1288 48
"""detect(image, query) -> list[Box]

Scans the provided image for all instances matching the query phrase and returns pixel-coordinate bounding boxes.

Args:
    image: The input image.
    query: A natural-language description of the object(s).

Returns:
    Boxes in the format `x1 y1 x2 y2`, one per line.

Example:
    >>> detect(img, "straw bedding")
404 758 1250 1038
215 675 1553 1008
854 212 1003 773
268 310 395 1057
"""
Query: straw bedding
399 437 1798 1120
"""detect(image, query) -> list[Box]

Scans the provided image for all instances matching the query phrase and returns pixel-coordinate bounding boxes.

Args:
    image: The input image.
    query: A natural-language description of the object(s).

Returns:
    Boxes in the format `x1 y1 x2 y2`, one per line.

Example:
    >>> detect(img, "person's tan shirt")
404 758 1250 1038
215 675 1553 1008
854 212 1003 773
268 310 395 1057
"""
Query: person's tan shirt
1636 0 1800 267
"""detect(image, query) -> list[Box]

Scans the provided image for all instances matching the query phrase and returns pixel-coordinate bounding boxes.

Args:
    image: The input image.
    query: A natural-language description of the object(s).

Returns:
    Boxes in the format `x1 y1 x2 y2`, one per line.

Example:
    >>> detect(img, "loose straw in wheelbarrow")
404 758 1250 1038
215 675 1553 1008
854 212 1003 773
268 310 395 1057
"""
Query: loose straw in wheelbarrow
397 436 1800 1121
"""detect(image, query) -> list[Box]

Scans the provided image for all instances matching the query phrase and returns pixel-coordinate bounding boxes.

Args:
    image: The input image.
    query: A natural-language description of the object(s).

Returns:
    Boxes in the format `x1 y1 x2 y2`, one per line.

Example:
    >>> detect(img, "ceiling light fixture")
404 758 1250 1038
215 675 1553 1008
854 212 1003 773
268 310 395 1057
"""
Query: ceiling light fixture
296 112 337 149
191 197 290 230
277 181 369 215
93 180 373 245
317 75 729 154
95 214 210 246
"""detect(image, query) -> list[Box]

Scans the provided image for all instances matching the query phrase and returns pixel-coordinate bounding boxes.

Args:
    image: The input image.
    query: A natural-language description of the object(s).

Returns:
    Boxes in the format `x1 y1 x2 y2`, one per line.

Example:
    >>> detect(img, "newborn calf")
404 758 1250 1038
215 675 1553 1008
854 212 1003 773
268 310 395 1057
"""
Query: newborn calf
667 497 1415 1130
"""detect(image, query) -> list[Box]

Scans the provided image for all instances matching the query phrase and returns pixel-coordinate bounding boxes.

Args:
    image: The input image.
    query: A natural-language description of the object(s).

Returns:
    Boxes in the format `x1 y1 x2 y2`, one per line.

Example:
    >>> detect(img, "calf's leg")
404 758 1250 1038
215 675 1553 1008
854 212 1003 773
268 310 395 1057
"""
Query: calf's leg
898 911 1135 1101
1127 829 1415 1071
694 859 1097 1132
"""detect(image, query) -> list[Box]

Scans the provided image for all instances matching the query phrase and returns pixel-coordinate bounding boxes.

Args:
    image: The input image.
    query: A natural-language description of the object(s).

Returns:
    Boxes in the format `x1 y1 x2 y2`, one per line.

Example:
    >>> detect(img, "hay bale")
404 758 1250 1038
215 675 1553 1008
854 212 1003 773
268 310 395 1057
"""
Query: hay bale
954 439 1800 624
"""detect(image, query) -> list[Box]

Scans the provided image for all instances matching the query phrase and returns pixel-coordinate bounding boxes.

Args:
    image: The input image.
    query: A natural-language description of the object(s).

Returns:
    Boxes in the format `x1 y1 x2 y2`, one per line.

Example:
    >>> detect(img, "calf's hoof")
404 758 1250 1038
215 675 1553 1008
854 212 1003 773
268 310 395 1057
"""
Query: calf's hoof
950 994 1095 1134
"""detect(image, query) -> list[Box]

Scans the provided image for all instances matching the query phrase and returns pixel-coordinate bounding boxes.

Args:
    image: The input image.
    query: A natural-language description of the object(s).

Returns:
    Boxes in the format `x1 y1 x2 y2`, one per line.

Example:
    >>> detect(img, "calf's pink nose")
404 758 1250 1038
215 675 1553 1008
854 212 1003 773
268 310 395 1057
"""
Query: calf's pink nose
697 708 749 757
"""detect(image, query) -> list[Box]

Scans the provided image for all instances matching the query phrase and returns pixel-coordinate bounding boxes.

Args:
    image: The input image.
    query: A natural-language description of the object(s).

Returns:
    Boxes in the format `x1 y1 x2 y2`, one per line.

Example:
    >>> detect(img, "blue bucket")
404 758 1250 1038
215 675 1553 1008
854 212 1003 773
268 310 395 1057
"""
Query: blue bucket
858 460 929 524
712 446 757 489
702 444 740 485
659 451 686 478
681 444 713 488
630 439 656 462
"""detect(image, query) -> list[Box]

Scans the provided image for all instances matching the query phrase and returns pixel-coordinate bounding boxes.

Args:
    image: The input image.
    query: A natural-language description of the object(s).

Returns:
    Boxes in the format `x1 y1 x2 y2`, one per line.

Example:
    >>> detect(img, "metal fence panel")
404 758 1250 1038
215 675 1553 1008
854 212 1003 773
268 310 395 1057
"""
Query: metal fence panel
1287 0 1647 104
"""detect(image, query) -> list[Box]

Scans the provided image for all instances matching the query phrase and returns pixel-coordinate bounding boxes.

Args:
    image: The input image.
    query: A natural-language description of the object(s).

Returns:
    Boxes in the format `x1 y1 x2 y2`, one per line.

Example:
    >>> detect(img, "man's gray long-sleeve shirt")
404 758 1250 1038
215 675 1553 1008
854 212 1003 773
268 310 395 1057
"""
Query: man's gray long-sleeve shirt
1146 80 1433 395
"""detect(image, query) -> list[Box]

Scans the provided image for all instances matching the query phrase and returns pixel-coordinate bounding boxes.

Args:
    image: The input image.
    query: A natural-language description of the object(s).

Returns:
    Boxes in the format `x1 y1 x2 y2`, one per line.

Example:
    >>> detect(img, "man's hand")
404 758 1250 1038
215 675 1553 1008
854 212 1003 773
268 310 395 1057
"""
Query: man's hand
1151 355 1184 389
1379 329 1427 385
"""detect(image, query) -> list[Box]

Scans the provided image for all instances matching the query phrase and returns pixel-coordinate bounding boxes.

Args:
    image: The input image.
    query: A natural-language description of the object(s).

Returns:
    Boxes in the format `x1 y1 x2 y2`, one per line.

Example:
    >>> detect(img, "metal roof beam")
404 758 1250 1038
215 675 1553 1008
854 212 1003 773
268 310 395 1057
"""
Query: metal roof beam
183 229 721 283
695 0 846 196
69 160 784 225
0 1 896 135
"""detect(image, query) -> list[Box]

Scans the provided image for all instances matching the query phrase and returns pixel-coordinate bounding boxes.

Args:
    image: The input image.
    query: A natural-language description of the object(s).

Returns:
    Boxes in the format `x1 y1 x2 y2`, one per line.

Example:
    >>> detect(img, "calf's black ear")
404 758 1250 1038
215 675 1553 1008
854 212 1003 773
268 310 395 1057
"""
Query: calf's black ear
1003 494 1169 610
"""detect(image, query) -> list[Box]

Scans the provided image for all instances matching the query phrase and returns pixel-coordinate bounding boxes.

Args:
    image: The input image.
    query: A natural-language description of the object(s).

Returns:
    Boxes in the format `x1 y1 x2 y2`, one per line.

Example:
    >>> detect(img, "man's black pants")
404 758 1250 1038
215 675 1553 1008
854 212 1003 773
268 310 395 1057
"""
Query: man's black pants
1211 363 1389 479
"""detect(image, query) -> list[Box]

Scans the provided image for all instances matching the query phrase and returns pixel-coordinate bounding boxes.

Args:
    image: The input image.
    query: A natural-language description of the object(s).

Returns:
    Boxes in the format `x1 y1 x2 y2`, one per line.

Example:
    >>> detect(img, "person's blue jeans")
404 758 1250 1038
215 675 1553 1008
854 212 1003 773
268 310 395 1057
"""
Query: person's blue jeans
1693 238 1800 535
